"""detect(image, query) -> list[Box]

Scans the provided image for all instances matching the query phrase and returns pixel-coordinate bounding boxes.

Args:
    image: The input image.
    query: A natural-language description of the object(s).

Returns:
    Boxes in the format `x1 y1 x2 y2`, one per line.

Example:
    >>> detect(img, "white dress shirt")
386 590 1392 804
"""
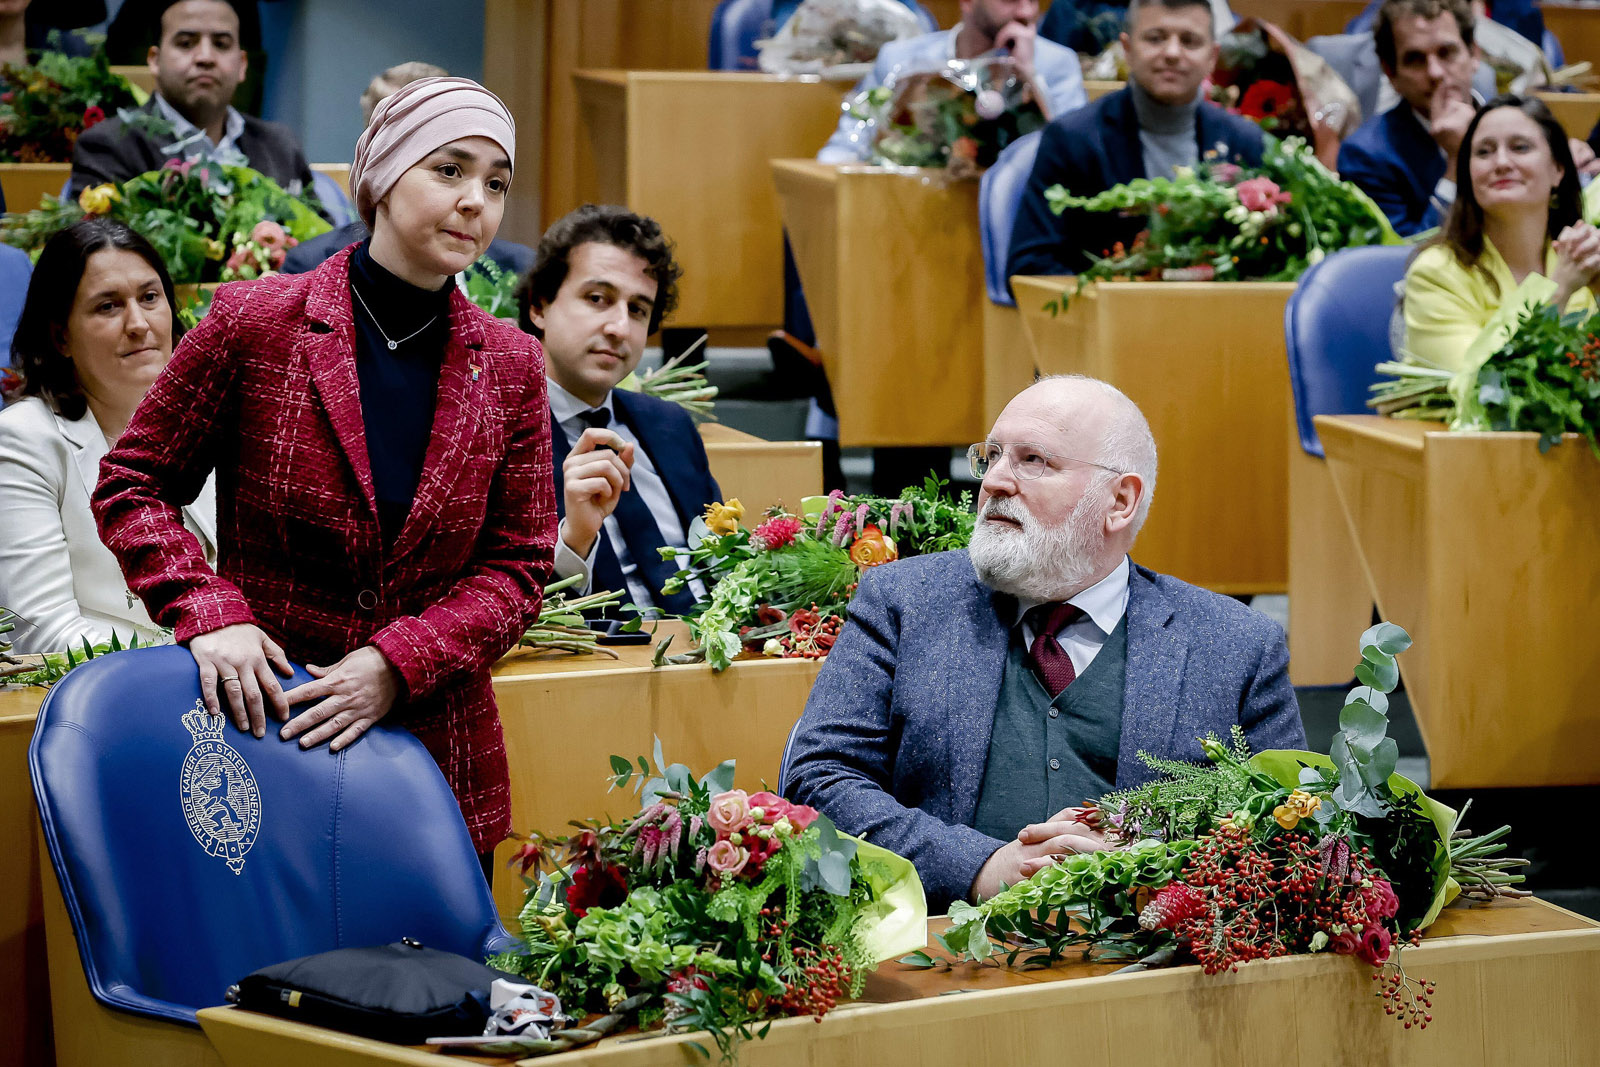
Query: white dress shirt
1013 556 1132 677
0 397 217 653
548 380 707 614
152 93 248 166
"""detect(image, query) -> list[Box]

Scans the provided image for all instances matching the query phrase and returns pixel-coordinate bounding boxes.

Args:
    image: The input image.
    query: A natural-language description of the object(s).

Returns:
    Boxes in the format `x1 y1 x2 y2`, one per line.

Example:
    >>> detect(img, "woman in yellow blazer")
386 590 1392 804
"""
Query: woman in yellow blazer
1404 95 1600 374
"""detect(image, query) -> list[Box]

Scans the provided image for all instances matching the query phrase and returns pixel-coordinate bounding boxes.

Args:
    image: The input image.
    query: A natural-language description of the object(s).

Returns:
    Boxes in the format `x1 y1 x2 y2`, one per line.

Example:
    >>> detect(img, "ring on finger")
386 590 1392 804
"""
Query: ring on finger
222 677 242 687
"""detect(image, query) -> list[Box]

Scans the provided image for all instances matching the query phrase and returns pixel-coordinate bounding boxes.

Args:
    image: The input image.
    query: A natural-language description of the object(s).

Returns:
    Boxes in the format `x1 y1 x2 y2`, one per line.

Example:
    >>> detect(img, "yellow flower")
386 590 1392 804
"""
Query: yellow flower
848 524 899 568
1285 789 1322 819
77 183 120 216
1272 804 1299 830
203 238 226 261
703 499 744 536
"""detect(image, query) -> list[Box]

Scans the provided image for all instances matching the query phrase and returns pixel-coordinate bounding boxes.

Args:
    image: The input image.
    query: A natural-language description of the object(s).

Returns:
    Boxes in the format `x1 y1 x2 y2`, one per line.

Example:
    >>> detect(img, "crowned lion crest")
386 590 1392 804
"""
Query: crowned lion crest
179 701 261 874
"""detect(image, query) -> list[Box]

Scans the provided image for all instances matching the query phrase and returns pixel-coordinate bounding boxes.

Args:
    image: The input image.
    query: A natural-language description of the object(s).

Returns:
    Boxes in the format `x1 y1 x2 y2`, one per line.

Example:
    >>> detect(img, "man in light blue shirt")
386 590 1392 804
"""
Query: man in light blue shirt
818 0 1089 163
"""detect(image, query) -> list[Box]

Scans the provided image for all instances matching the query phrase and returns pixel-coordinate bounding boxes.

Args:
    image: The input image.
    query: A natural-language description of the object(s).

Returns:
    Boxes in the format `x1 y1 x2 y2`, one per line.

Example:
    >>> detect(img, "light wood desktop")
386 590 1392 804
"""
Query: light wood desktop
699 422 823 517
572 70 850 335
1013 276 1294 595
1318 415 1600 788
197 897 1599 1067
773 159 989 448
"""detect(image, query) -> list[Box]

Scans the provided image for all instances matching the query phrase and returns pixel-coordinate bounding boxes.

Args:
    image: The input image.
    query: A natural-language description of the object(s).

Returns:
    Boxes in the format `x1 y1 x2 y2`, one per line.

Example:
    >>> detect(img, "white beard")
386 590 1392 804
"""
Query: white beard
968 492 1106 601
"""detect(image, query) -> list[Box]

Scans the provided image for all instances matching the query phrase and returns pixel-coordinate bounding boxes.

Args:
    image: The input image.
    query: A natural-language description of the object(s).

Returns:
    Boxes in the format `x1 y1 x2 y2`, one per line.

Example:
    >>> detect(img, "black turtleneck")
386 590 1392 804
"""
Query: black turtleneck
348 239 451 544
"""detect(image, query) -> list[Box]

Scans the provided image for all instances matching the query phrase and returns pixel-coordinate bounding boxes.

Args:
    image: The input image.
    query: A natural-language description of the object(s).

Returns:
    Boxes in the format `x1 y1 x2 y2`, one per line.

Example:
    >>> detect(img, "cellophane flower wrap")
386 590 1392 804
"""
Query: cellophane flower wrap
1206 19 1361 167
1 162 329 283
757 0 924 76
920 624 1525 1034
491 744 925 1059
653 476 974 670
1044 133 1399 285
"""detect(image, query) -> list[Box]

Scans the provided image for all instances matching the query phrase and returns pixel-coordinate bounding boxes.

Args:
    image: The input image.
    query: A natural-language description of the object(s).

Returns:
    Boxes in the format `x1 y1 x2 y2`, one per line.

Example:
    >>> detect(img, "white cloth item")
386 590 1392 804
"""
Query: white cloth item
0 397 217 653
152 93 248 164
546 380 707 613
1013 555 1132 677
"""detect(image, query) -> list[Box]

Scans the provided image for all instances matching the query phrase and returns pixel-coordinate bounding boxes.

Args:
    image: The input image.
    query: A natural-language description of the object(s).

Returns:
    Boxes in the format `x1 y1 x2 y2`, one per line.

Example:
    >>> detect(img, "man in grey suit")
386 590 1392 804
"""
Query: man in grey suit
780 376 1305 913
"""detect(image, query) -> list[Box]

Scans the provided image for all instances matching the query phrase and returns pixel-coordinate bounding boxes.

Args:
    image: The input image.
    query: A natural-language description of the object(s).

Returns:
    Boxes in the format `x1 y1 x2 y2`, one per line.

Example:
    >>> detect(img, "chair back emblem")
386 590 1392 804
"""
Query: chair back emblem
178 702 261 874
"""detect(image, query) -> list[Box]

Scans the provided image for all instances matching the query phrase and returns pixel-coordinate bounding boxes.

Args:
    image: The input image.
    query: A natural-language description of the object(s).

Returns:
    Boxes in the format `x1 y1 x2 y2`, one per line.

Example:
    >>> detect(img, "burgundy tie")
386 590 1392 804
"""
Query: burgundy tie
1025 603 1083 698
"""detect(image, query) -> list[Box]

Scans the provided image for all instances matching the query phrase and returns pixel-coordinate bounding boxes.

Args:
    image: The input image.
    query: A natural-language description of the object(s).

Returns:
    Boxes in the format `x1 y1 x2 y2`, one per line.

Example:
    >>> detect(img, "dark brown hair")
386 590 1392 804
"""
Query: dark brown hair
8 218 185 421
1374 0 1474 72
516 204 681 337
1434 95 1581 298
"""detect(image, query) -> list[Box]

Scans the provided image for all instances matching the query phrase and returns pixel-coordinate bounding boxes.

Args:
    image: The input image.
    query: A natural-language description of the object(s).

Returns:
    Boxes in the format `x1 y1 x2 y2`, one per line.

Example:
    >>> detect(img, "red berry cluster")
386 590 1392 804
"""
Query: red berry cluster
774 606 843 660
1372 944 1434 1030
1567 337 1600 381
774 942 850 1021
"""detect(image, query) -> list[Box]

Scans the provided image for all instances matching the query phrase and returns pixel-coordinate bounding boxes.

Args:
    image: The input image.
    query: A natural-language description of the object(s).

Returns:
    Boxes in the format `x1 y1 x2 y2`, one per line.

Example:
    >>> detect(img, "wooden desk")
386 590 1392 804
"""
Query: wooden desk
700 423 822 516
1318 415 1600 787
0 163 68 212
1538 91 1600 142
1084 79 1119 100
572 70 849 336
1228 0 1368 40
1545 2 1600 69
1013 277 1293 595
109 66 155 95
197 897 1600 1066
773 160 988 448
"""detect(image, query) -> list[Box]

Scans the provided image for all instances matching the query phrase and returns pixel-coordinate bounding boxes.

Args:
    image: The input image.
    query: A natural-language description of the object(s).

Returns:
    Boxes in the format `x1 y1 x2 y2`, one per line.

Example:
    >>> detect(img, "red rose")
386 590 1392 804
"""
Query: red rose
1329 928 1360 955
1356 924 1392 966
1361 878 1400 921
82 105 106 129
565 863 627 917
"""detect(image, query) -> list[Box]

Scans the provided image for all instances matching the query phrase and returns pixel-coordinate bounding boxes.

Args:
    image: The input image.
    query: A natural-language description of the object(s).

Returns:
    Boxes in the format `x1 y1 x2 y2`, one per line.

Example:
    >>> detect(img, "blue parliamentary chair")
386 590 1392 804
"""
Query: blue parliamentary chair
709 0 938 70
1282 243 1412 457
31 645 515 1028
311 170 354 228
979 129 1043 308
1 244 31 388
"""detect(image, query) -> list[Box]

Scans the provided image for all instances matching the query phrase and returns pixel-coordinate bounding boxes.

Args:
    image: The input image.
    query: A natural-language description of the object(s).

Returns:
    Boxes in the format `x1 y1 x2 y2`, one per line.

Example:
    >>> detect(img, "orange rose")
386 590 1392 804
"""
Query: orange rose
848 524 898 568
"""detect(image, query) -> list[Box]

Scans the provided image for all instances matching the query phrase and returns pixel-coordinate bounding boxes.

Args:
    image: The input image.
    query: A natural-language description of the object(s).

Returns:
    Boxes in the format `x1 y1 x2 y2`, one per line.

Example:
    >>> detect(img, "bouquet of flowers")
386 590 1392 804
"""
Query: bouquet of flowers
919 623 1526 1032
1207 20 1360 167
654 476 975 670
0 607 156 687
850 56 1049 178
1 161 329 284
757 0 924 77
1371 276 1600 456
489 746 925 1059
1045 134 1398 286
0 42 140 165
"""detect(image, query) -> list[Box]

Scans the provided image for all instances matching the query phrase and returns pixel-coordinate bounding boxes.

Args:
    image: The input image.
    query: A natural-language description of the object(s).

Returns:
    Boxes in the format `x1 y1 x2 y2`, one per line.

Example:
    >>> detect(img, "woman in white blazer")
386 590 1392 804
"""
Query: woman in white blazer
0 219 215 654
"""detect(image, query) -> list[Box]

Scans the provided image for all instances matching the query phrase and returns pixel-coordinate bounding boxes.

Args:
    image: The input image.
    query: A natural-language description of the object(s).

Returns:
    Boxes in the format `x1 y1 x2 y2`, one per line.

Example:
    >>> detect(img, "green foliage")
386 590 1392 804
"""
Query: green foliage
847 475 976 555
0 40 141 163
462 255 519 319
1466 304 1600 455
1096 727 1261 842
0 613 153 687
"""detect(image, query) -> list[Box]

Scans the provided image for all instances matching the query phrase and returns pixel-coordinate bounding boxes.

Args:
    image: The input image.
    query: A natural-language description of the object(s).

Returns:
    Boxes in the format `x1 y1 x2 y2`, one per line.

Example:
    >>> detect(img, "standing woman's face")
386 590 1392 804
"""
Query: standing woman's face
57 248 174 411
375 135 511 281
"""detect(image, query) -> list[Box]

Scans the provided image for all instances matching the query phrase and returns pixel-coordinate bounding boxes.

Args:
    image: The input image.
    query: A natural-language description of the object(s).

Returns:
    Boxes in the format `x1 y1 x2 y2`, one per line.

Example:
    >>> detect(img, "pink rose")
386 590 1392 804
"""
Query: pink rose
250 220 288 250
224 247 250 272
1362 878 1400 921
1356 924 1392 966
747 791 820 832
1329 928 1360 956
1235 176 1291 214
706 839 748 876
706 790 751 836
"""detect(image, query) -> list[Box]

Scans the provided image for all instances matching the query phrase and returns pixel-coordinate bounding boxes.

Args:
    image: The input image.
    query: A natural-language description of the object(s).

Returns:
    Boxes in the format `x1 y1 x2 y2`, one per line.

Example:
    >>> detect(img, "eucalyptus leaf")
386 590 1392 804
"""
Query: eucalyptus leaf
1360 622 1413 656
699 759 736 795
1343 686 1389 714
1361 737 1399 788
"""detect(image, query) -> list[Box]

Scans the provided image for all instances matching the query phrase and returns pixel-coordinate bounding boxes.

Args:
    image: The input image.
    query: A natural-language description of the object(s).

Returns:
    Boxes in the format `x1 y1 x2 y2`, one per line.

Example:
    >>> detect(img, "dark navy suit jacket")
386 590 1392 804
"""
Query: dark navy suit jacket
1006 87 1266 279
779 551 1305 912
549 388 720 604
282 222 534 278
1336 103 1447 238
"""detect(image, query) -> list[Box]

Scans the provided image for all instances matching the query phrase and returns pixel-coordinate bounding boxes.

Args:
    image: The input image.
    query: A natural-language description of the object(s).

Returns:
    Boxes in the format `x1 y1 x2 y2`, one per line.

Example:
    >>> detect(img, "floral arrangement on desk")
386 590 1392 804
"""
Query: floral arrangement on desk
489 745 925 1060
757 0 924 77
650 476 975 671
1044 133 1398 292
0 607 156 687
1371 278 1600 456
0 42 141 165
1206 20 1360 167
850 56 1049 178
0 161 329 283
912 623 1526 1032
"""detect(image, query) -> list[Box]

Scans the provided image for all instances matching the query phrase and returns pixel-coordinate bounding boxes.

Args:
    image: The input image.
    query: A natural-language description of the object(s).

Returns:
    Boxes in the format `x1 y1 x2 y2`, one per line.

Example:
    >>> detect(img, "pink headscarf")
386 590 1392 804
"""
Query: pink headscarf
348 76 516 229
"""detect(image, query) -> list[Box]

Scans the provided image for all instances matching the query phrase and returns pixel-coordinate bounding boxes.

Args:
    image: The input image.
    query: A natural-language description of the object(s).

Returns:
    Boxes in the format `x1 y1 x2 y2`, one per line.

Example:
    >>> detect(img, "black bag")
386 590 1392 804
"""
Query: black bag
228 938 518 1044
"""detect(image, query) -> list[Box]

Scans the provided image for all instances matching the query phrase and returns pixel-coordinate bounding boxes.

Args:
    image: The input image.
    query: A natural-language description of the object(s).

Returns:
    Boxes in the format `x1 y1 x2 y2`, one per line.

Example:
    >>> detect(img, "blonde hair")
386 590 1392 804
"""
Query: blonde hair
360 61 449 125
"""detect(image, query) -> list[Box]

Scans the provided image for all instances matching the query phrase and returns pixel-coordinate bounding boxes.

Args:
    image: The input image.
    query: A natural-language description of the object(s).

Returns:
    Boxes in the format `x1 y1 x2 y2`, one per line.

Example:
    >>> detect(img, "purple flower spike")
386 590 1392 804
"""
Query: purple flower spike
832 510 852 546
854 503 868 537
693 845 708 873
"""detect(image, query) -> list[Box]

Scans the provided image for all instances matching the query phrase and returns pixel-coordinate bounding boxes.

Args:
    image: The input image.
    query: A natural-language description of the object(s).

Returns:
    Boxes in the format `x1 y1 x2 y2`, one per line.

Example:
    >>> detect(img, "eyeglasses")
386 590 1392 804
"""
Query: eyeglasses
966 441 1125 482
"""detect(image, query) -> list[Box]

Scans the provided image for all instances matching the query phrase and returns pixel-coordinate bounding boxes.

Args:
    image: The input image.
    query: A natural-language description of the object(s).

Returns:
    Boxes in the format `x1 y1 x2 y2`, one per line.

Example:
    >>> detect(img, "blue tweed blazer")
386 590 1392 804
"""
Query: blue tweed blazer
779 550 1305 912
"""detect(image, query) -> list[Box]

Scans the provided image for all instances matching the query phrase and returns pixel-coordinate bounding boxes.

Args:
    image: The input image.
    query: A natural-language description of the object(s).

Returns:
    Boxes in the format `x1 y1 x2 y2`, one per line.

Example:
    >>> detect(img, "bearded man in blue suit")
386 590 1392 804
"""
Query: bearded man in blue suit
518 206 719 618
780 376 1305 912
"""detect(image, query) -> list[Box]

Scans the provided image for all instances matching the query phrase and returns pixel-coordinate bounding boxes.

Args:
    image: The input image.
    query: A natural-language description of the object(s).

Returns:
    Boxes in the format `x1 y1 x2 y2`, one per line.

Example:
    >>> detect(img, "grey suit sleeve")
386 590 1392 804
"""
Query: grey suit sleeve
1239 623 1307 751
780 568 1005 911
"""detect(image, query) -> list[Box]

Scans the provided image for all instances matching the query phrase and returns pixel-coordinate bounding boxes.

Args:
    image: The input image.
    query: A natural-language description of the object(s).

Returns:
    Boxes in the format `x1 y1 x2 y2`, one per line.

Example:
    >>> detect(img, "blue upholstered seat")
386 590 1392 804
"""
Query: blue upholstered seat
30 645 515 1026
1282 243 1413 458
1 243 31 383
978 128 1043 307
709 0 938 70
311 170 354 228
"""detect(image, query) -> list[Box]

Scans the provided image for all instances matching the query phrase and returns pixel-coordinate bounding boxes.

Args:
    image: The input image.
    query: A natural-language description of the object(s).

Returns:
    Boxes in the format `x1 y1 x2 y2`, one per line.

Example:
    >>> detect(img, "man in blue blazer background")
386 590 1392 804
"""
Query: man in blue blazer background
780 376 1305 912
817 0 1089 163
518 206 719 618
1006 0 1265 280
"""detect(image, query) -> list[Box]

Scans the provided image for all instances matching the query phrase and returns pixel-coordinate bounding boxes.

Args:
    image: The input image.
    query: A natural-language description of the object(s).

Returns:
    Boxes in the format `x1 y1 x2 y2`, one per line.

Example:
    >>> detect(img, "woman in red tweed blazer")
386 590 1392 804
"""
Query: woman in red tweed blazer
92 79 554 860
